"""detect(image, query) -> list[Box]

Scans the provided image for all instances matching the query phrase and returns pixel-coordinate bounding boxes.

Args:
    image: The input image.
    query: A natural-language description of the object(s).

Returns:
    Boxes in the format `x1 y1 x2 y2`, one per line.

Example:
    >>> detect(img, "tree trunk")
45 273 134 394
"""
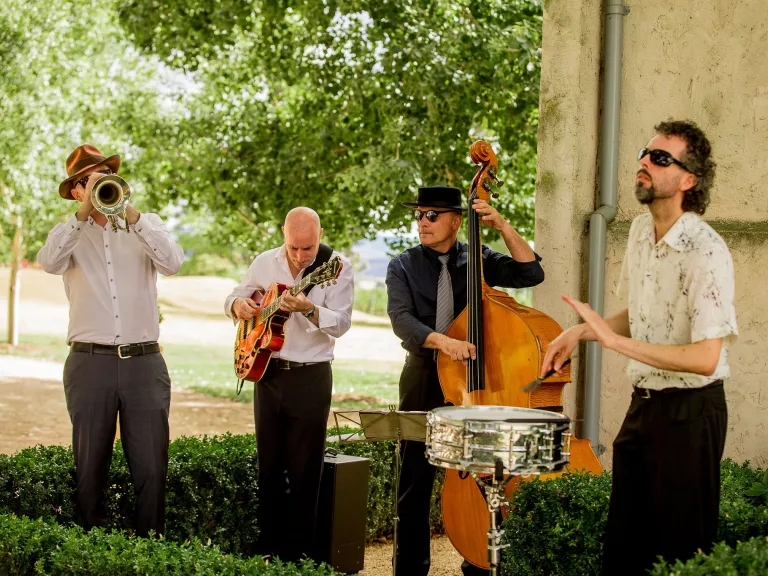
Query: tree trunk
8 213 23 346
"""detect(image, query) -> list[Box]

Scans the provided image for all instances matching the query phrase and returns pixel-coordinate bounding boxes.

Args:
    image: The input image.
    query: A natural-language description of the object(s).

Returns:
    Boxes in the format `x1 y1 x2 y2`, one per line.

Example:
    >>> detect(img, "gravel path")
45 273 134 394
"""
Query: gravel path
361 535 463 576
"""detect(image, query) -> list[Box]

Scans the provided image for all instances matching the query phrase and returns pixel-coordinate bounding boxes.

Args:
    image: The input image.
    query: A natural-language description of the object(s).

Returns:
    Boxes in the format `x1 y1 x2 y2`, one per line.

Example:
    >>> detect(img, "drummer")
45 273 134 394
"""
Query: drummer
542 121 736 575
386 185 545 575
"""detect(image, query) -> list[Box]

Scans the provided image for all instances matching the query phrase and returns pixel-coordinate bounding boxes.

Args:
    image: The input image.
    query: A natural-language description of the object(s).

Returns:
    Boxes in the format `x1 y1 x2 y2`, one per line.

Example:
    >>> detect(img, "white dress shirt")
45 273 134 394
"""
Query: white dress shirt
37 213 184 345
225 245 354 362
617 212 738 389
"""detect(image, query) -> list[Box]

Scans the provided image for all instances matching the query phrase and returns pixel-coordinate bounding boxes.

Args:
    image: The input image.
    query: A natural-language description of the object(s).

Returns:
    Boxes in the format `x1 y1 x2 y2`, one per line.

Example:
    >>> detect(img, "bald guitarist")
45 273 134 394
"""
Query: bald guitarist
224 207 354 562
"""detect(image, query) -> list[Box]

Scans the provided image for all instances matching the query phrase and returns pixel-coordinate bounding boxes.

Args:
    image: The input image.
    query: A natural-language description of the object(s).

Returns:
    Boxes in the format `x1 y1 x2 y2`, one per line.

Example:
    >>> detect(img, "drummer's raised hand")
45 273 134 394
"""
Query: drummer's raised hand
540 328 580 378
562 295 618 350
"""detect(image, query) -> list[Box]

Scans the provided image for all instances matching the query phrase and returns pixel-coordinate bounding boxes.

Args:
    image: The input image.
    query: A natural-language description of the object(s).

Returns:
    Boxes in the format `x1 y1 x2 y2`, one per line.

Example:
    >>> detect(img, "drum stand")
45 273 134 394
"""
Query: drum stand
470 459 515 576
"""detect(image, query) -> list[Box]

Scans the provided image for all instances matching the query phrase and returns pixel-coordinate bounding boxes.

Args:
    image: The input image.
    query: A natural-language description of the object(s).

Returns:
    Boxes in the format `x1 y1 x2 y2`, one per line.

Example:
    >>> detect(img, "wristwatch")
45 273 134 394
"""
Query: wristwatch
304 304 316 319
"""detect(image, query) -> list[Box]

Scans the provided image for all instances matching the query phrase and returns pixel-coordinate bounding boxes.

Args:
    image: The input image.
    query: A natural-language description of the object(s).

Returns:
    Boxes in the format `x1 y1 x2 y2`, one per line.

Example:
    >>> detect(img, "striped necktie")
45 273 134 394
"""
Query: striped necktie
435 254 454 334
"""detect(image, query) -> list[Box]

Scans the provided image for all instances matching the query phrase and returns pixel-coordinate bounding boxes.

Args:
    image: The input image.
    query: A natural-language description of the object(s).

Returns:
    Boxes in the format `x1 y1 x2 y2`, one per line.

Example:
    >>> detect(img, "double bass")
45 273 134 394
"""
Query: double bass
436 141 602 570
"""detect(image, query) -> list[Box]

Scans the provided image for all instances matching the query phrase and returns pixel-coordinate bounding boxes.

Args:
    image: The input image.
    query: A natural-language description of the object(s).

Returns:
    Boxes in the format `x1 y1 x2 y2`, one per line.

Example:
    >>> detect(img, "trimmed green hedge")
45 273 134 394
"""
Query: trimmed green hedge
0 514 337 575
500 471 612 576
0 432 442 550
650 536 768 575
2 433 765 576
0 435 261 555
498 460 768 576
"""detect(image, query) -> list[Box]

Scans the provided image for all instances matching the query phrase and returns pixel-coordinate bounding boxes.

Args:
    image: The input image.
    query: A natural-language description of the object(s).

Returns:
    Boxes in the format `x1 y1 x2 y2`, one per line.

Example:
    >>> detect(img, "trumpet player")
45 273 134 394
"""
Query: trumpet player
37 144 184 537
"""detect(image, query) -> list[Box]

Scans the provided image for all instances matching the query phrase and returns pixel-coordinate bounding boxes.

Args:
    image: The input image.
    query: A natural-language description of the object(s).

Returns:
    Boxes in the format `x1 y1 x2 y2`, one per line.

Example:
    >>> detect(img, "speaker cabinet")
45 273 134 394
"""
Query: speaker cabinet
316 452 371 573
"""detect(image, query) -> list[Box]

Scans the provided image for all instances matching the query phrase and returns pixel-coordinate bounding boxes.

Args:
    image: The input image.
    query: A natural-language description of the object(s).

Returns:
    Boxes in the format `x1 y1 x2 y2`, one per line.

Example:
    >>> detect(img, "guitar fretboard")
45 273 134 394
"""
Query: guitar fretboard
257 274 315 323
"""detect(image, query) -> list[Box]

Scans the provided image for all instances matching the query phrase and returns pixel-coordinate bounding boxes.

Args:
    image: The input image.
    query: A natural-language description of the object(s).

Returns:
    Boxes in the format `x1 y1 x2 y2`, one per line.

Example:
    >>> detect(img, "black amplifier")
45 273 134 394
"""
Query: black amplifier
315 451 371 573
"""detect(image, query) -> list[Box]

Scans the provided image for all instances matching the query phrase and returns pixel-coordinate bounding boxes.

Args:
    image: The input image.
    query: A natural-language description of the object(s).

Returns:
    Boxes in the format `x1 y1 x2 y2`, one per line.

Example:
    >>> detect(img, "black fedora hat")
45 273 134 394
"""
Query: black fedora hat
401 185 466 211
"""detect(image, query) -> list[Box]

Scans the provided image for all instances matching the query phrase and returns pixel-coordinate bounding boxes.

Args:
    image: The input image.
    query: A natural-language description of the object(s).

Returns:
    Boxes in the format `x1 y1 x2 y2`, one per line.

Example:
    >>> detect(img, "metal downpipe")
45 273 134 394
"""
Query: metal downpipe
584 0 628 454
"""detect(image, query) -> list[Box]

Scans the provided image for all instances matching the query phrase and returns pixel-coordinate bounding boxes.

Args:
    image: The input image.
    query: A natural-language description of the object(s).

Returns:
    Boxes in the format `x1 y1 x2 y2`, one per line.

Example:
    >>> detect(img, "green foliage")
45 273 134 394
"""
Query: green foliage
0 436 261 555
0 432 442 550
178 252 247 279
500 471 612 576
354 286 389 317
0 514 338 575
118 0 544 254
499 460 768 576
718 459 768 546
744 468 768 504
649 536 768 576
0 0 173 259
2 436 767 575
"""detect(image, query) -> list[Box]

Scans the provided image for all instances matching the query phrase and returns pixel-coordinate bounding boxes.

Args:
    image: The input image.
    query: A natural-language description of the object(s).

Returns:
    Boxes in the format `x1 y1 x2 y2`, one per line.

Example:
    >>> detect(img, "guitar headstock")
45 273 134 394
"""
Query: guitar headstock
309 256 343 288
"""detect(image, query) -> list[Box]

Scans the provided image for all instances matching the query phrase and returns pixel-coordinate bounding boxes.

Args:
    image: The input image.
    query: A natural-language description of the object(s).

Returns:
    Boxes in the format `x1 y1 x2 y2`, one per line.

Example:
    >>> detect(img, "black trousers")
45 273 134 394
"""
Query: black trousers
63 349 171 537
255 360 332 562
395 355 488 576
601 381 728 576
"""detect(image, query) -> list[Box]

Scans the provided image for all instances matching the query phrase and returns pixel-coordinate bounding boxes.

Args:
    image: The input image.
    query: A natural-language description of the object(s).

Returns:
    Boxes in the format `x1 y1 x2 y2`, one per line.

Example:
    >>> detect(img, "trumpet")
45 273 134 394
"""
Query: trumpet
88 174 132 233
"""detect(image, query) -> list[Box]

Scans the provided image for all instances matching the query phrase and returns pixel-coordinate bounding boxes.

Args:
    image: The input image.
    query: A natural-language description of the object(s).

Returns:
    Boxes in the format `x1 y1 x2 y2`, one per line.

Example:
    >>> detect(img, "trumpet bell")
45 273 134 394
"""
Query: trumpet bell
91 174 131 216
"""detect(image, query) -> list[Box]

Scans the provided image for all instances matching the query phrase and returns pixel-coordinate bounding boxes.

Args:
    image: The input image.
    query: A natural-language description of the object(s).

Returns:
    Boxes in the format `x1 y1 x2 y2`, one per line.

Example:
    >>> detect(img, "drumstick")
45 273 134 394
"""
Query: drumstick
523 358 572 392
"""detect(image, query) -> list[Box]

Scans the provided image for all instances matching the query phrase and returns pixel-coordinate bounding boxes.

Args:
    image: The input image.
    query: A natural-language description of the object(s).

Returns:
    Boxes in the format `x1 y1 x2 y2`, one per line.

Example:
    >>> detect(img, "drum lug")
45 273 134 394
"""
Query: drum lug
562 431 572 461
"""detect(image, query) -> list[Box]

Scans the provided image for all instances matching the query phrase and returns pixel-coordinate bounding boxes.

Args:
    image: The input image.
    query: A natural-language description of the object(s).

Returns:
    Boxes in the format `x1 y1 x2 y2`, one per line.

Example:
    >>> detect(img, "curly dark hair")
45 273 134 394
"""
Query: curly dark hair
654 120 716 215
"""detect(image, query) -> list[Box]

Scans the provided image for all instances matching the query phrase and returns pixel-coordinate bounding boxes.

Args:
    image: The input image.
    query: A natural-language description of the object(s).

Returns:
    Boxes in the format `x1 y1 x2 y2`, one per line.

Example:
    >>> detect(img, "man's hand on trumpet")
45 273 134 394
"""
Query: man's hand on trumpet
125 205 141 225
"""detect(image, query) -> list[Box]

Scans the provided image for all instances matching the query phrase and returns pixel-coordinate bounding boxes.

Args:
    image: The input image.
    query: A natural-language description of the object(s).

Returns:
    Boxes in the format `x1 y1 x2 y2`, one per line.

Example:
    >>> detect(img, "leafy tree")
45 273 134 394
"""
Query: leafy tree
0 0 172 342
119 0 543 254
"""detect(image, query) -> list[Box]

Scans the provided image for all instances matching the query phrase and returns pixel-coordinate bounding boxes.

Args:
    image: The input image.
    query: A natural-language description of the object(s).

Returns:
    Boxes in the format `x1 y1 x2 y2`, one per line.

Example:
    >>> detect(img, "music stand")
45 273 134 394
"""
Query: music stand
333 406 428 576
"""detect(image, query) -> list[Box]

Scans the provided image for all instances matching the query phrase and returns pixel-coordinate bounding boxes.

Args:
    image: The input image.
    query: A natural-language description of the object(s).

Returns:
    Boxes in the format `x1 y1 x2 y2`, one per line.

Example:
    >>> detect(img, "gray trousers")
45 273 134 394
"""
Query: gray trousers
63 348 171 537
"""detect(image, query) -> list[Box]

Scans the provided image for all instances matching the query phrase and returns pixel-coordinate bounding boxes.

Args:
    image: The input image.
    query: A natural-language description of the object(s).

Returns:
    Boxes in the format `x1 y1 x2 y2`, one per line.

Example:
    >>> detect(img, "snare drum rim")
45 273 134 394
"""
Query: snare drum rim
430 405 570 424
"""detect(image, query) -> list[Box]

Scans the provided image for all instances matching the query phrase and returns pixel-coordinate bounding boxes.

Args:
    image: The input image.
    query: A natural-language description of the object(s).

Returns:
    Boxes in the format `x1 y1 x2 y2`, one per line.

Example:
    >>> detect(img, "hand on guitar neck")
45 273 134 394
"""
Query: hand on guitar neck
233 291 317 323
279 290 318 325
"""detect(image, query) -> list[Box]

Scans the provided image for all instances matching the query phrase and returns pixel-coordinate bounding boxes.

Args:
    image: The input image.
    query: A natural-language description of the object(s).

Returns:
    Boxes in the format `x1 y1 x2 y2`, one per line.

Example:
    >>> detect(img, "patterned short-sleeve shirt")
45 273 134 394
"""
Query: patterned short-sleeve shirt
617 212 738 389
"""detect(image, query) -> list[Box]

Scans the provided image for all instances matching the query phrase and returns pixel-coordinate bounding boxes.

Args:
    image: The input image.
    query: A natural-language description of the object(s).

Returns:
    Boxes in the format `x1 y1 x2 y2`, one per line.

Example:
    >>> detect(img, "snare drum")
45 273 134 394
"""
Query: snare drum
426 405 571 475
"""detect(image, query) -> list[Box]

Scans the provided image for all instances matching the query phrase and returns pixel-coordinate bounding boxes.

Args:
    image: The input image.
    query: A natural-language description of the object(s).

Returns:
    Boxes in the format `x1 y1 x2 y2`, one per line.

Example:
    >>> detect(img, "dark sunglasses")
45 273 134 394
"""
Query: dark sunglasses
73 169 112 190
413 209 456 222
638 148 693 173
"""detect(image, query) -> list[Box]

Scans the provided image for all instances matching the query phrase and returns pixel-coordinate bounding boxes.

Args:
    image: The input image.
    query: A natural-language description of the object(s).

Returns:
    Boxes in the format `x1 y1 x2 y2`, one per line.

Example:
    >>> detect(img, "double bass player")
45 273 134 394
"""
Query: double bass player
386 185 545 575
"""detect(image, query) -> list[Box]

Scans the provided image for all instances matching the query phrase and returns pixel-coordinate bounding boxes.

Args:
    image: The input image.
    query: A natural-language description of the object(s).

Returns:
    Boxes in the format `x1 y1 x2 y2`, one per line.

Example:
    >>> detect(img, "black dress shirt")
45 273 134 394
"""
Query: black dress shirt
386 240 545 356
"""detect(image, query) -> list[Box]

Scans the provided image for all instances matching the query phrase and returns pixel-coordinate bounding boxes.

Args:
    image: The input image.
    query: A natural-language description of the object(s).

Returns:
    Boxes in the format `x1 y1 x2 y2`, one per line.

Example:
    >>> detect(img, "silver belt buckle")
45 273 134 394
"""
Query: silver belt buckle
117 344 133 359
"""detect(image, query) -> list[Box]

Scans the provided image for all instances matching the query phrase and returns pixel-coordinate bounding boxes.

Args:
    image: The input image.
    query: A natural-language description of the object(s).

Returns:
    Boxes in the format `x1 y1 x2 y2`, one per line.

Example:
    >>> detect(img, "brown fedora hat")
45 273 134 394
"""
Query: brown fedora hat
59 144 121 200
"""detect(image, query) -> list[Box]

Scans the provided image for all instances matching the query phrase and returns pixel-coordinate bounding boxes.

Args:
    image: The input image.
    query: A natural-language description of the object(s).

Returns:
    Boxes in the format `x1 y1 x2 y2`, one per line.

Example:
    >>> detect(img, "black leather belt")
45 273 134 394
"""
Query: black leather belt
270 358 330 370
70 341 160 359
405 353 434 367
633 379 723 399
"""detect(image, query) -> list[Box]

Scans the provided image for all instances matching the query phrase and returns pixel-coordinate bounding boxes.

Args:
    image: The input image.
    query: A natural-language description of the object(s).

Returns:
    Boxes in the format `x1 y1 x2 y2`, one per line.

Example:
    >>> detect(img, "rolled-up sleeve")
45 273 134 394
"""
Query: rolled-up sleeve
133 213 184 276
306 254 354 338
688 248 739 343
482 247 545 289
386 258 433 353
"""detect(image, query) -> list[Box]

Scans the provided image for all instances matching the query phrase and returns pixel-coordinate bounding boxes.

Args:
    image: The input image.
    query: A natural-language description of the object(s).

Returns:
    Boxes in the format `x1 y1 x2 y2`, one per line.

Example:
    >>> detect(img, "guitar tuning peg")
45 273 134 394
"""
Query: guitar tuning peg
492 192 500 199
332 280 337 285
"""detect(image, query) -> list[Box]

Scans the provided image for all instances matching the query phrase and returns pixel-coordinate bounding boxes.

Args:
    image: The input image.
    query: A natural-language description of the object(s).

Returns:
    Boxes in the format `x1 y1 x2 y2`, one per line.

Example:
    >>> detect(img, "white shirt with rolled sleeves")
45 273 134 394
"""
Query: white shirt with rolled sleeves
224 245 354 363
36 213 184 345
617 212 738 390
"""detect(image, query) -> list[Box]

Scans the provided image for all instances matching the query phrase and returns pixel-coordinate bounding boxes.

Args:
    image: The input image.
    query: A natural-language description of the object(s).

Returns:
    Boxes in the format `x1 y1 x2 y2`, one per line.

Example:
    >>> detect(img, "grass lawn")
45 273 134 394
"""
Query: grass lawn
0 332 401 409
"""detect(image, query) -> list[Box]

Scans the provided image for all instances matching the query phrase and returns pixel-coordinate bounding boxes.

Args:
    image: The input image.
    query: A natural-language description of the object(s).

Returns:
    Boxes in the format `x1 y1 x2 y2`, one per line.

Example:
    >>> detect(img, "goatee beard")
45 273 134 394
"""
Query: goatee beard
635 184 655 205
